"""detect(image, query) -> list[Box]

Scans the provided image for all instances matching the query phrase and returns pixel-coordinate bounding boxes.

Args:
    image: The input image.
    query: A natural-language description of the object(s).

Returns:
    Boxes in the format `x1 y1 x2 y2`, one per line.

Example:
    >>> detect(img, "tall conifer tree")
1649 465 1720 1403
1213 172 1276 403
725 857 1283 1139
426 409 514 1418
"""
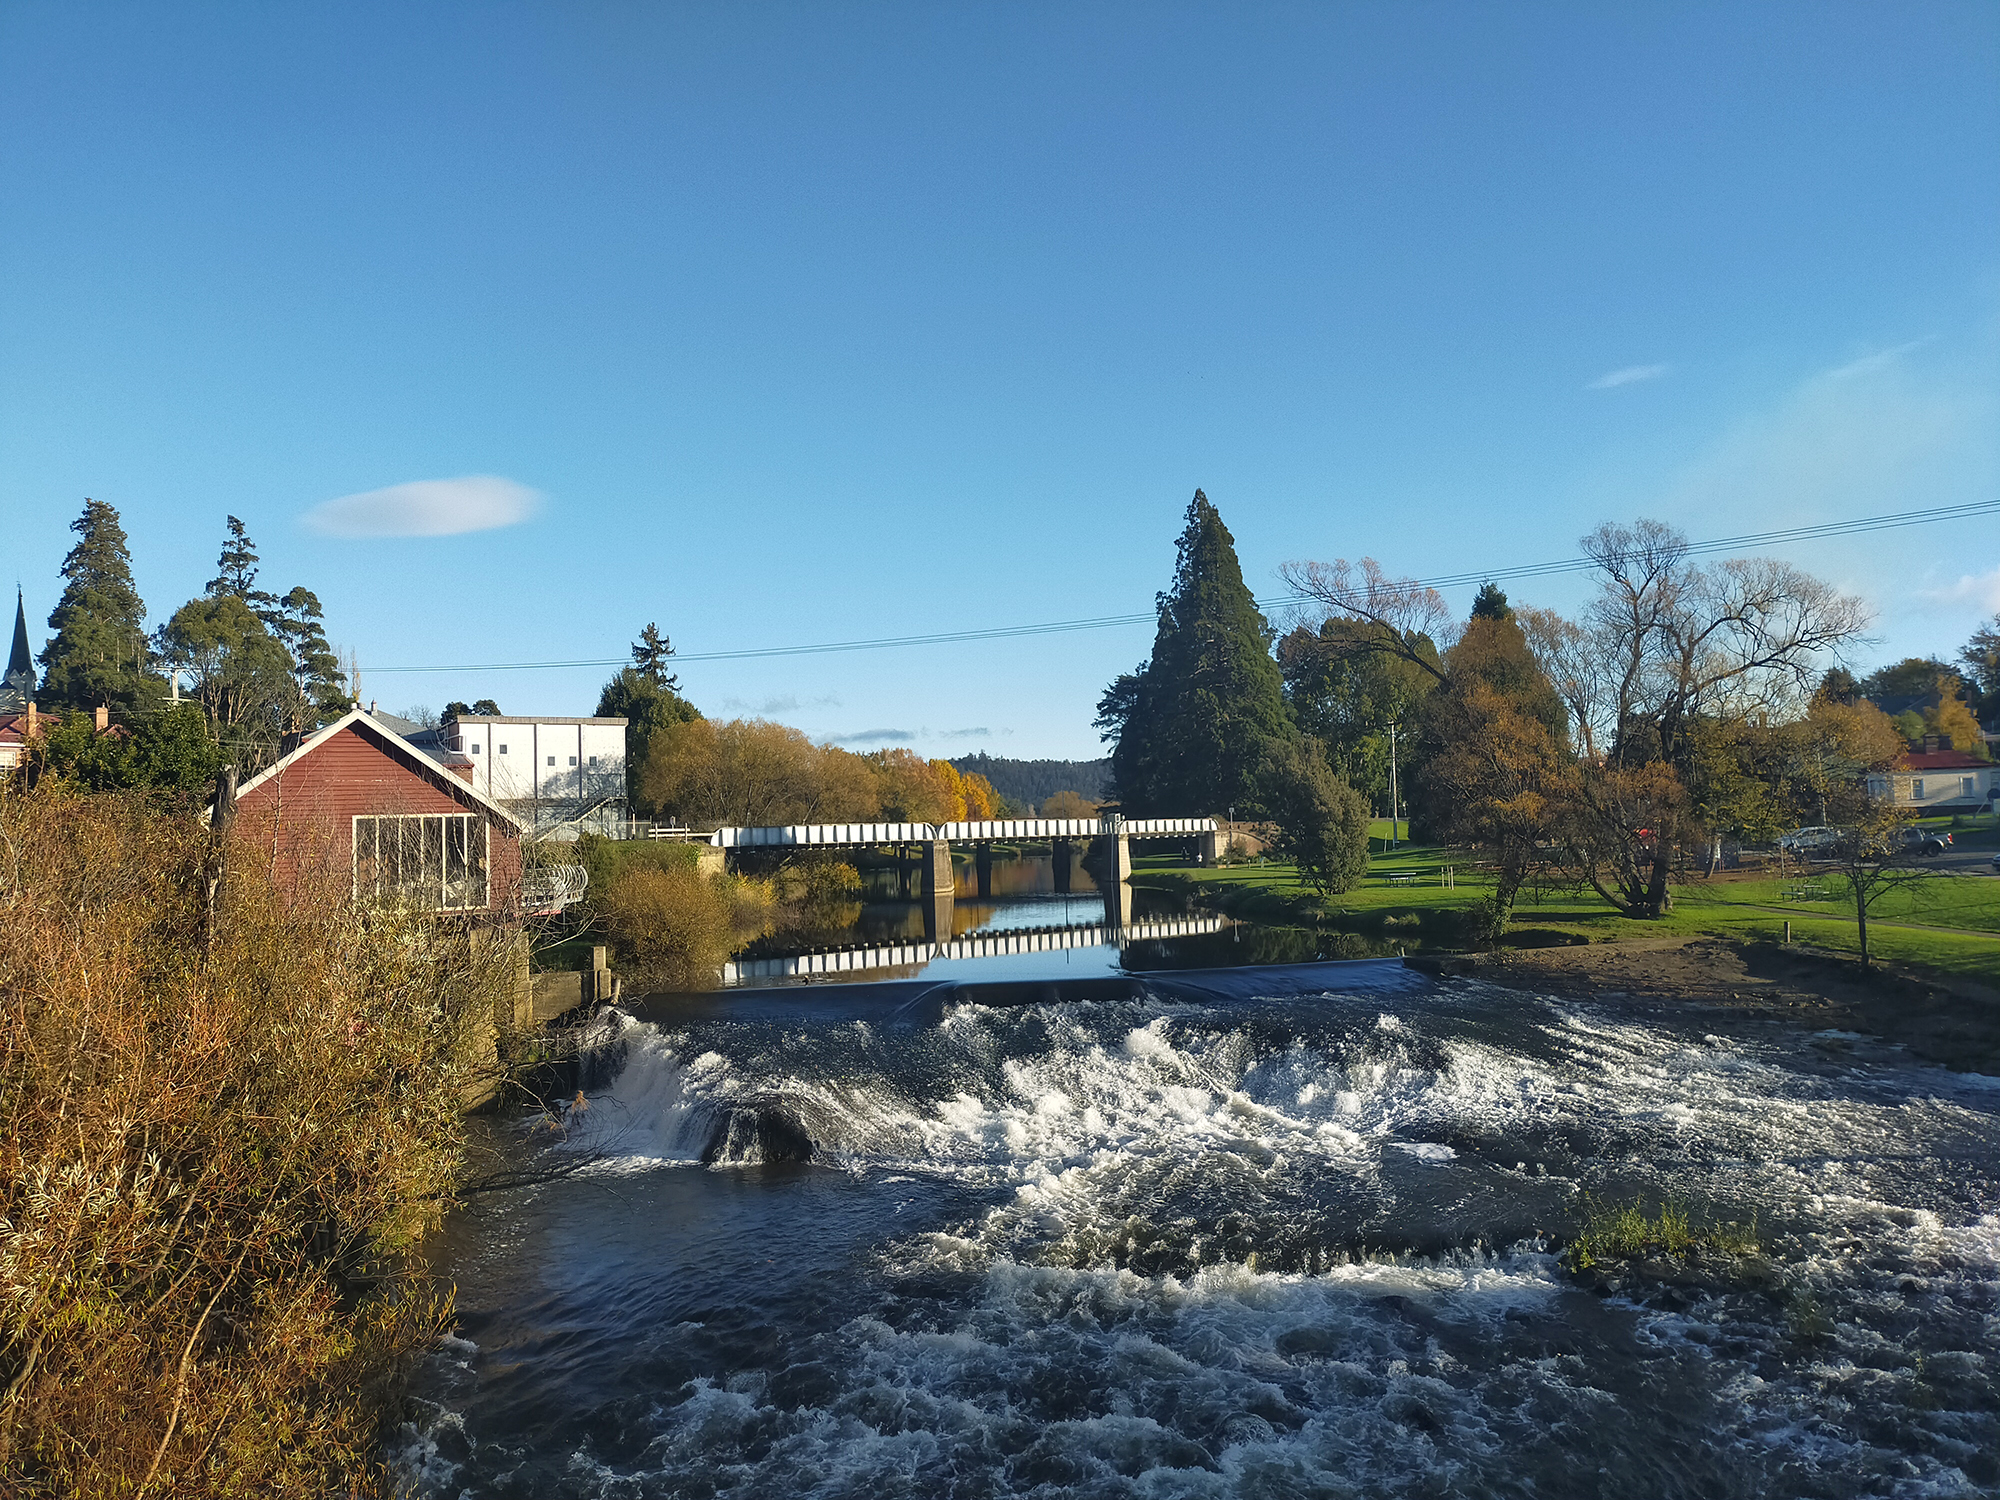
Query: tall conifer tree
1099 490 1291 814
38 499 162 715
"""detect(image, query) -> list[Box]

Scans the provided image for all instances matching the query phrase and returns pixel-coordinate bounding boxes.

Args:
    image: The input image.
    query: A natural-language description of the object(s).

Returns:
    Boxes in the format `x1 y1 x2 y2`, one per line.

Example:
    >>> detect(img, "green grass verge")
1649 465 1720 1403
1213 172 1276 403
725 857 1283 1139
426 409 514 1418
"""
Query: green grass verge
1134 834 2000 983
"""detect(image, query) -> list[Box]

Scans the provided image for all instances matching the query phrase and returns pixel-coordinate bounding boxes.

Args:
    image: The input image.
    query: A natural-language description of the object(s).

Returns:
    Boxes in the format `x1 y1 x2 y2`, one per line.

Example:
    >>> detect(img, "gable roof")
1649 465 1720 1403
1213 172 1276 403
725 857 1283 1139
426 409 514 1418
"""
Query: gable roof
213 709 524 831
1899 749 1992 771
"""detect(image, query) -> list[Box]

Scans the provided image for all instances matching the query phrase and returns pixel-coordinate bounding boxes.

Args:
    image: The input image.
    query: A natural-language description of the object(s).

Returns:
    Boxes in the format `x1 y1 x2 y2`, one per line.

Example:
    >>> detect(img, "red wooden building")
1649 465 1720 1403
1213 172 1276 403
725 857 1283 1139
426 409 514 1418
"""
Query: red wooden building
219 708 524 917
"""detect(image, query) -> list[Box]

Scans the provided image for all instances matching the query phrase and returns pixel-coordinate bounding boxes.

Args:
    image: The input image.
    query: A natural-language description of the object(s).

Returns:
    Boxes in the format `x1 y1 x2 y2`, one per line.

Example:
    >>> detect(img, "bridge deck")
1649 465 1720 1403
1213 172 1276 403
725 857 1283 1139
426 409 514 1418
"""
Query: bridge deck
710 816 1216 848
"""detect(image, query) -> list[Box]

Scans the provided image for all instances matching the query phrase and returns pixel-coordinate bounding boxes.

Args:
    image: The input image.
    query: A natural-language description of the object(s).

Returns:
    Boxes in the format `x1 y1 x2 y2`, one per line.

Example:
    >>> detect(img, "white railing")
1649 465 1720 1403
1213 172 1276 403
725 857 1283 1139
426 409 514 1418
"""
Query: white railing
707 815 1217 847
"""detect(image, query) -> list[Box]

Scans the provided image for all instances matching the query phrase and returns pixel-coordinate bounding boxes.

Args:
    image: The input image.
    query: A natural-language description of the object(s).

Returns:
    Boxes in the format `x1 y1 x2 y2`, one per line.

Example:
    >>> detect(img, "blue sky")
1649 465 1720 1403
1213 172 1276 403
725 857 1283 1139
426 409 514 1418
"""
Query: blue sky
3 2 1996 758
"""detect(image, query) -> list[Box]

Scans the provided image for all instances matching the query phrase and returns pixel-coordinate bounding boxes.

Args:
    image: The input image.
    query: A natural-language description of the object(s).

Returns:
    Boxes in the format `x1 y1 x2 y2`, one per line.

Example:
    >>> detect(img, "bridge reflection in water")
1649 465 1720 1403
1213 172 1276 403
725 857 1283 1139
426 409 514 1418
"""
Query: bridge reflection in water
721 909 1232 986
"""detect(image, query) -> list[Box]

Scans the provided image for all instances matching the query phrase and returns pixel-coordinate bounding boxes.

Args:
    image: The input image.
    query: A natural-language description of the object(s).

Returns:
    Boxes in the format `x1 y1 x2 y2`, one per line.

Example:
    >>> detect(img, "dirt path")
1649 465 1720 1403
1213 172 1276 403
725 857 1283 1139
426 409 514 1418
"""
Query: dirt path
1452 935 2000 1075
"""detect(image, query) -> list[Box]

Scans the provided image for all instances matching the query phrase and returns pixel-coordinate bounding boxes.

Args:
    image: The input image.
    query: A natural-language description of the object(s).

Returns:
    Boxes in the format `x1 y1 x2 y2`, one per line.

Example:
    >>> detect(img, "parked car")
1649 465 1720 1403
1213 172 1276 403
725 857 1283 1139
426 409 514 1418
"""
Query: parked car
1895 827 1954 857
1778 826 1841 854
1990 851 1999 873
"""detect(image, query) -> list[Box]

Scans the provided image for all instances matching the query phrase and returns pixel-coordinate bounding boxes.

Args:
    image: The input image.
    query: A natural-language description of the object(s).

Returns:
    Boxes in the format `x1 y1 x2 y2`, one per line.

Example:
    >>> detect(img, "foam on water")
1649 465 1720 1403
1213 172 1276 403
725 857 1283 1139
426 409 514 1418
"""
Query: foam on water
402 976 2000 1498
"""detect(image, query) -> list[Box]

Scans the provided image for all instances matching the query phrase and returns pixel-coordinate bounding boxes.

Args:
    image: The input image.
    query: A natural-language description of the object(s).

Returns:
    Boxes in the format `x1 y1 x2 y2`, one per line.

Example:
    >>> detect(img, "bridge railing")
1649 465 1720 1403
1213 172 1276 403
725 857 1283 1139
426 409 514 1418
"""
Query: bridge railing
707 815 1218 847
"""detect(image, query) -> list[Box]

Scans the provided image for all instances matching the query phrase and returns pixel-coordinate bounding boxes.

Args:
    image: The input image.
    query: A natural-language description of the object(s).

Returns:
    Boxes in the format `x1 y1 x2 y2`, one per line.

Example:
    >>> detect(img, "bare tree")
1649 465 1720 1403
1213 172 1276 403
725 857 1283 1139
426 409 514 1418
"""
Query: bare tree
1545 521 1872 917
1276 557 1457 683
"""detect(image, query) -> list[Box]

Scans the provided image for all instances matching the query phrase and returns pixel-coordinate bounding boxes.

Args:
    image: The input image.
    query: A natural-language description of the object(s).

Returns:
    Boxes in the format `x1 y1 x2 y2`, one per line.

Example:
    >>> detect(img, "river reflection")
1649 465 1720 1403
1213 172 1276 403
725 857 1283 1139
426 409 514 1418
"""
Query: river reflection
727 852 1393 986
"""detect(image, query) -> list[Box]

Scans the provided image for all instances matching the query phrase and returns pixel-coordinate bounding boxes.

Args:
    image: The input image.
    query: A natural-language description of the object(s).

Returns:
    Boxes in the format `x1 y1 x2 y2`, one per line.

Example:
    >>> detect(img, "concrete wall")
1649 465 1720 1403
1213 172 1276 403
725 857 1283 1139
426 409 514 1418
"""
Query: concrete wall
448 715 629 836
449 716 628 805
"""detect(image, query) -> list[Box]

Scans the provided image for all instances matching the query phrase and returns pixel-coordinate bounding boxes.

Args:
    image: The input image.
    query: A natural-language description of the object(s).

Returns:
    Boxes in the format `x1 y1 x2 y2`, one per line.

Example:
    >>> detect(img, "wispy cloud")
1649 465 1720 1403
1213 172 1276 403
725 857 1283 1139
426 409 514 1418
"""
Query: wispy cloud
1919 565 2000 614
1823 338 1934 382
825 727 915 746
937 727 994 739
301 475 541 538
718 694 843 715
1654 337 1990 531
1587 363 1670 390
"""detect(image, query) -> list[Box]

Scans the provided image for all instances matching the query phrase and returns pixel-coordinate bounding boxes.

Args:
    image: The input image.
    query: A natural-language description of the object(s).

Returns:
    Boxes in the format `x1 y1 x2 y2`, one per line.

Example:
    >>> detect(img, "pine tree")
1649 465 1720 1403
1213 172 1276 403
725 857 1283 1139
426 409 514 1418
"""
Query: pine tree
37 499 163 715
598 625 700 814
207 515 278 614
631 623 680 689
1102 490 1291 814
268 587 348 729
1470 581 1511 621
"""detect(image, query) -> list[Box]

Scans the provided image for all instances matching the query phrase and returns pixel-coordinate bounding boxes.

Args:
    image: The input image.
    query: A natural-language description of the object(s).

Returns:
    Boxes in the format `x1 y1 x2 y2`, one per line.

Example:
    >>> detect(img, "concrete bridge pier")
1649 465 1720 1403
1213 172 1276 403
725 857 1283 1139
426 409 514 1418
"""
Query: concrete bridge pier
974 841 993 898
1100 814 1132 885
919 839 955 941
1052 837 1072 893
1198 827 1225 866
1102 877 1134 931
895 843 913 900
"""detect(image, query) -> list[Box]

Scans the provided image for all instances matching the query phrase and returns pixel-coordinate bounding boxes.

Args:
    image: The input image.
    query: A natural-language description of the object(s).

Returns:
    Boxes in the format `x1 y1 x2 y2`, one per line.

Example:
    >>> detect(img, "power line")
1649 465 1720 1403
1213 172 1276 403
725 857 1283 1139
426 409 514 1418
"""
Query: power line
366 498 2000 674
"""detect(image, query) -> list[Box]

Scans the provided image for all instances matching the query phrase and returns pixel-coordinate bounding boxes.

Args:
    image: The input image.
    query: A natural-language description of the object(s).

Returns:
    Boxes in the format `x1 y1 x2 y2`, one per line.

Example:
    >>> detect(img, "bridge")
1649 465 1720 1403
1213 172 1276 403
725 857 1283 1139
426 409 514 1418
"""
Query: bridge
706 814 1220 885
722 910 1231 985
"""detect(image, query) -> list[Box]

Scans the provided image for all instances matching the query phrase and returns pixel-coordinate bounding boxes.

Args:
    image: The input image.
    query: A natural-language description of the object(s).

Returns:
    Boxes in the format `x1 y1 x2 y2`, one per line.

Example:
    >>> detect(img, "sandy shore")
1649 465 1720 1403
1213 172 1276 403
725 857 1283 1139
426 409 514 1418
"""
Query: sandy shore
1450 935 2000 1075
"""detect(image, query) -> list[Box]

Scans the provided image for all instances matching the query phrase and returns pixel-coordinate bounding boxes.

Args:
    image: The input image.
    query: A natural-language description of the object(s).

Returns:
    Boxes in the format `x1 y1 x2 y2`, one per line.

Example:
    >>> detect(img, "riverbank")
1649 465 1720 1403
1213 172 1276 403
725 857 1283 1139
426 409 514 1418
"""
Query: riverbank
1463 933 2000 1074
1133 828 2000 1072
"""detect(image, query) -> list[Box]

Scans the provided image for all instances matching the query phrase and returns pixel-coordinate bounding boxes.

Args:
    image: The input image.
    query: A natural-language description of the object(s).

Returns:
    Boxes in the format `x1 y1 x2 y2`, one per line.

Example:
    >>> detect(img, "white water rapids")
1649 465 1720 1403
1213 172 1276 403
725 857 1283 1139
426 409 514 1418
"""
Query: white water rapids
399 965 2000 1498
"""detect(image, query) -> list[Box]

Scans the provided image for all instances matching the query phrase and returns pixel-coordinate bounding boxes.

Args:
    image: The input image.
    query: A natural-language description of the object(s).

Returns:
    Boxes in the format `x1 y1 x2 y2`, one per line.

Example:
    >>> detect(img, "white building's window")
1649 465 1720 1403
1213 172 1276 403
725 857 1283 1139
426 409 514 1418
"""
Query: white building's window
547 755 556 766
1913 779 1925 800
568 755 578 766
588 756 598 767
1964 777 1977 797
1866 776 1888 798
470 743 481 755
353 814 489 910
499 744 508 755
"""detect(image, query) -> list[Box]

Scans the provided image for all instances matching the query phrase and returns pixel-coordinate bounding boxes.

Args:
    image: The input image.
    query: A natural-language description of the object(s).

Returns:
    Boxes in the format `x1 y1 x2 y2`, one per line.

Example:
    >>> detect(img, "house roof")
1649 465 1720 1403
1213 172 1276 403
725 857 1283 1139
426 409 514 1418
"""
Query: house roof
1899 750 1991 771
446 714 629 727
212 708 524 831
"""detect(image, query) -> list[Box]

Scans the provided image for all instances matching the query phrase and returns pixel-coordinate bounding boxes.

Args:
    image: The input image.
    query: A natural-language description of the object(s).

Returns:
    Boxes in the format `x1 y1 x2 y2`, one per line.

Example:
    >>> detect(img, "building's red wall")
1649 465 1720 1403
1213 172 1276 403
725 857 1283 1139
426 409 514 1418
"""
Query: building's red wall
234 725 522 915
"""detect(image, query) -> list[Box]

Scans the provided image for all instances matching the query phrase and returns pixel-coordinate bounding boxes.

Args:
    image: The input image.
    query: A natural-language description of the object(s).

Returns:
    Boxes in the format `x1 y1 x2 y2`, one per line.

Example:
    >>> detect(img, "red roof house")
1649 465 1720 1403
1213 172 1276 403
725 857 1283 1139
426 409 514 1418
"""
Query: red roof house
1867 748 1999 815
215 708 524 918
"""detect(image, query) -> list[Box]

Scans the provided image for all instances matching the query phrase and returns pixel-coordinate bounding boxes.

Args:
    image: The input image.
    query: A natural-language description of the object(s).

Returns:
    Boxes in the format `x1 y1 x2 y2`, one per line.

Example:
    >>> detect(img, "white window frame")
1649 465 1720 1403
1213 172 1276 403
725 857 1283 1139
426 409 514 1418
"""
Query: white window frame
352 813 490 911
1913 778 1925 800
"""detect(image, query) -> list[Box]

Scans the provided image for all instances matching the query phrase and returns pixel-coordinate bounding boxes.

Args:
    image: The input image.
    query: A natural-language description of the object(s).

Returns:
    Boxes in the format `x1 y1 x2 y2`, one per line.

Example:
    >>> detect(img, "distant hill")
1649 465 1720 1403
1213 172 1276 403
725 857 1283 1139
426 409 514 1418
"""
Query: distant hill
949 753 1111 811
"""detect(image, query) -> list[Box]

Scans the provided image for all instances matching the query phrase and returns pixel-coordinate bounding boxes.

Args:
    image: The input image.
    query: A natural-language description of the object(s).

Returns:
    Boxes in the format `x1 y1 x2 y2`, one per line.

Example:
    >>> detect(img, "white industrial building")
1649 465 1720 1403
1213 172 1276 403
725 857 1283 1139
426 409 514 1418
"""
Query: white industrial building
430 713 629 839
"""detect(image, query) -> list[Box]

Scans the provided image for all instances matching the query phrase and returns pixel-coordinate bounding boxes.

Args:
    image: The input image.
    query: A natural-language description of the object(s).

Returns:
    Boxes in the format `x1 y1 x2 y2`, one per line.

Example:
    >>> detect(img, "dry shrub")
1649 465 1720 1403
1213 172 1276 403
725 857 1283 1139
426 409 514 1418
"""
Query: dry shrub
0 781 503 1497
594 863 766 990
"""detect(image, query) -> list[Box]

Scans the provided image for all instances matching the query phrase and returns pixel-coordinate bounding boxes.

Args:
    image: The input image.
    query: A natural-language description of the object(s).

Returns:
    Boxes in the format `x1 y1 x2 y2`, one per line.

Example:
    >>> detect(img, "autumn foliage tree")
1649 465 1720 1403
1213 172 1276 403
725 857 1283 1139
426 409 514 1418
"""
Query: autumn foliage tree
637 721 997 829
1287 519 1870 921
1413 611 1573 934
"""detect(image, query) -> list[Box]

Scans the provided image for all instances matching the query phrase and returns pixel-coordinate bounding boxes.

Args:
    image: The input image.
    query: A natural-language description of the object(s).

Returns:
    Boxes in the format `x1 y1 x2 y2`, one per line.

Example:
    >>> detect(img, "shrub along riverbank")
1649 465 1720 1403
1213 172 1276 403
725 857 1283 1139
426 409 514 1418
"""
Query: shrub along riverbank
0 783 509 1498
1134 820 2000 986
546 835 866 990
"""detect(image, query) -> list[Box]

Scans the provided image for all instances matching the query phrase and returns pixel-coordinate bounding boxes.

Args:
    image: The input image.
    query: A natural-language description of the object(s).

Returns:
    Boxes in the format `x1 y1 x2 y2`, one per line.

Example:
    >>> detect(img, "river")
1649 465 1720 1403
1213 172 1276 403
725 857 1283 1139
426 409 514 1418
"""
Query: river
397 944 2000 1497
726 849 1392 984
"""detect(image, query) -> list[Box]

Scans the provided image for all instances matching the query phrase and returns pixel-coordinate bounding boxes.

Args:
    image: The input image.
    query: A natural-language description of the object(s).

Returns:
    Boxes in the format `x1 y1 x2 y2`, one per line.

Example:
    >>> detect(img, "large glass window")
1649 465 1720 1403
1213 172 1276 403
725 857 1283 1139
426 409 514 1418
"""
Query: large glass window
353 814 489 910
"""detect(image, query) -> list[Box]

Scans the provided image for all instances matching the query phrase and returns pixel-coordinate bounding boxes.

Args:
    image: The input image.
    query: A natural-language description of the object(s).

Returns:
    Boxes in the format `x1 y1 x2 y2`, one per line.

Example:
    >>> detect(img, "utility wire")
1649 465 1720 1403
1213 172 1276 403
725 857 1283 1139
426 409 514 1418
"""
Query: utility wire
366 498 2000 674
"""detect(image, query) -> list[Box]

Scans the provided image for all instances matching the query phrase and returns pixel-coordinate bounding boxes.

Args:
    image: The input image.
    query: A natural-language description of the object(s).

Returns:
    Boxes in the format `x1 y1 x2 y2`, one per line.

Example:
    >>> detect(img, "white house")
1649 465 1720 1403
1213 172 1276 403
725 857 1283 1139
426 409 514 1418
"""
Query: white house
432 714 629 839
1866 749 2000 814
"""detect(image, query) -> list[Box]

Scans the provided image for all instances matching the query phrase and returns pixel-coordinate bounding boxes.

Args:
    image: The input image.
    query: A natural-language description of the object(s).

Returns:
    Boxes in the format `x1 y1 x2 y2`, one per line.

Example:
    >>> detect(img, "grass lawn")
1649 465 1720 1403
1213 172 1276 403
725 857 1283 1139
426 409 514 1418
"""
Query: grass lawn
1134 819 2000 986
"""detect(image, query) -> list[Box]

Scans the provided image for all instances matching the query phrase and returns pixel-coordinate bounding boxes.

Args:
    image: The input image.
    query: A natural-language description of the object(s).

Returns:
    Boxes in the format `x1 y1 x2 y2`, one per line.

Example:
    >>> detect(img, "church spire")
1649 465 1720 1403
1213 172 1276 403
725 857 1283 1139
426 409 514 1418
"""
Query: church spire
5 587 33 698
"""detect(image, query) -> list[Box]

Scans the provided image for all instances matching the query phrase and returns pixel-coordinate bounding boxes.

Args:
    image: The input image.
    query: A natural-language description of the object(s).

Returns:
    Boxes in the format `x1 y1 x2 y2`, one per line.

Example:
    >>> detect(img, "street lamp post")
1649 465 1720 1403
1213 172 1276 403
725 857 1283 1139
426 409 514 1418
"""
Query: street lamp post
1387 723 1400 850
